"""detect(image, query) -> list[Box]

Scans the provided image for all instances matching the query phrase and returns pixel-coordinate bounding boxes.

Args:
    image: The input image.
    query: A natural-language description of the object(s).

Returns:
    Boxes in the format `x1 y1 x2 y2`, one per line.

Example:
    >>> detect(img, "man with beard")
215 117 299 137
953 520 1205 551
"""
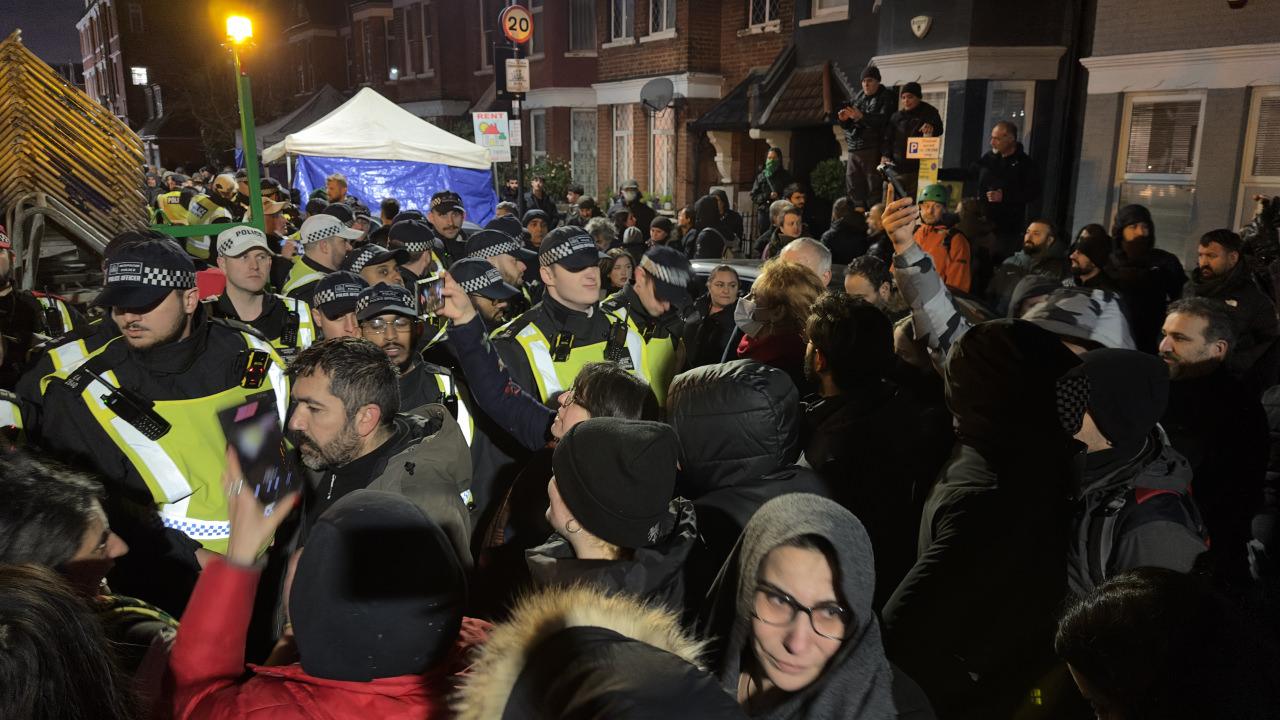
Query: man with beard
987 219 1071 315
845 255 908 324
205 226 315 363
281 215 362 301
340 243 409 289
1159 298 1268 590
465 228 537 309
1107 204 1188 353
522 209 551 250
286 337 474 564
38 239 290 614
523 175 560 228
310 271 367 339
449 258 521 330
325 173 354 205
1183 229 1279 389
1067 225 1117 291
0 226 87 389
427 191 471 265
355 283 457 412
911 184 971 292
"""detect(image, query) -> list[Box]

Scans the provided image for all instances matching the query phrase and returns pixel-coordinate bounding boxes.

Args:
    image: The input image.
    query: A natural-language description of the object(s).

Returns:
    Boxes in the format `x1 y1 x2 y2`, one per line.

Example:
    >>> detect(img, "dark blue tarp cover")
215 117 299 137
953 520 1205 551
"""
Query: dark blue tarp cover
293 155 496 225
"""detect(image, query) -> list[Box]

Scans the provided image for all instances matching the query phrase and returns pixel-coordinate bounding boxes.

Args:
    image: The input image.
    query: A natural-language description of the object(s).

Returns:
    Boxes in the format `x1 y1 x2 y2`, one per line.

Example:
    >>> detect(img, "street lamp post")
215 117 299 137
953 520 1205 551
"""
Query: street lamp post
226 16 265 234
149 15 265 240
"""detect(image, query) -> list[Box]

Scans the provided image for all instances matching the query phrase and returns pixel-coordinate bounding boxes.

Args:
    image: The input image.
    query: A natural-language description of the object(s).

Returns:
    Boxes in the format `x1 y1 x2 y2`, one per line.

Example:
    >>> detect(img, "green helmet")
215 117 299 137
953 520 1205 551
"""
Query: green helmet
918 183 949 205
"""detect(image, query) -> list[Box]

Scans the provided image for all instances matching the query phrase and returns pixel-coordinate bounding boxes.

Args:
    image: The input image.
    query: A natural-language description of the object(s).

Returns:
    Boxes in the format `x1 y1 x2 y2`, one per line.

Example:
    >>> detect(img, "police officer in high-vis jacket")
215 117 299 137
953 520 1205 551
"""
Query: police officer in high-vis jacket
490 226 633 404
0 225 88 390
38 239 289 614
599 245 694 406
205 226 315 363
280 214 363 302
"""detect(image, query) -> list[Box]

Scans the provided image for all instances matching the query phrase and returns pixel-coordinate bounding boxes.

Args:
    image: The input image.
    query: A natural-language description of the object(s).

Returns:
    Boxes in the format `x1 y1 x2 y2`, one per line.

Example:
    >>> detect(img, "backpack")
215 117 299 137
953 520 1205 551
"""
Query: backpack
1087 485 1209 586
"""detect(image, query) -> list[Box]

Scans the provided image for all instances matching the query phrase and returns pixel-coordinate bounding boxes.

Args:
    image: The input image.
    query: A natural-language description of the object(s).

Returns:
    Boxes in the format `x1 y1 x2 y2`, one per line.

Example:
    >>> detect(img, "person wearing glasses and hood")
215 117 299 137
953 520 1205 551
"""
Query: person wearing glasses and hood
700 493 933 719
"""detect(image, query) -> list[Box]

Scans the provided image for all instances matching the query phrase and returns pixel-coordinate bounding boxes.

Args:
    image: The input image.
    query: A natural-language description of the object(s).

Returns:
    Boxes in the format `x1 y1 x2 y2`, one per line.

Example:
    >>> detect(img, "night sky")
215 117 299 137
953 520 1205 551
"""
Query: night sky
6 0 85 65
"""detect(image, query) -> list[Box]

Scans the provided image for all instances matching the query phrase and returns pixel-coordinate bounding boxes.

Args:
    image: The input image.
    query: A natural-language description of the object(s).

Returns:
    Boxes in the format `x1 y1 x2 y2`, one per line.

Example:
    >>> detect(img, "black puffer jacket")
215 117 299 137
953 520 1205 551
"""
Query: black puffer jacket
1184 259 1280 390
667 360 829 614
525 498 698 613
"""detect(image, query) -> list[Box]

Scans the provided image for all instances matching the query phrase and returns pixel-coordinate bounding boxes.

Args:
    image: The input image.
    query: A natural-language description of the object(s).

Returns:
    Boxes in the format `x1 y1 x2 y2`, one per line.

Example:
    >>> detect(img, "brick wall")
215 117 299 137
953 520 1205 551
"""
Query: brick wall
1092 0 1280 56
717 0 794 84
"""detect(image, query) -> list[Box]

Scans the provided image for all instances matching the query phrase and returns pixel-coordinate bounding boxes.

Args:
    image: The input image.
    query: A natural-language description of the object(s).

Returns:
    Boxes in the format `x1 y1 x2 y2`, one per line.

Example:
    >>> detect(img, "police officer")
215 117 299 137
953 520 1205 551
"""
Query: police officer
37 239 289 613
355 283 472 443
449 257 521 331
491 226 637 404
389 218 446 285
185 173 241 261
427 190 471 265
309 271 368 339
340 243 409 288
599 245 694 406
280 214 363 301
465 228 537 310
205 226 316 363
153 175 196 225
0 226 87 389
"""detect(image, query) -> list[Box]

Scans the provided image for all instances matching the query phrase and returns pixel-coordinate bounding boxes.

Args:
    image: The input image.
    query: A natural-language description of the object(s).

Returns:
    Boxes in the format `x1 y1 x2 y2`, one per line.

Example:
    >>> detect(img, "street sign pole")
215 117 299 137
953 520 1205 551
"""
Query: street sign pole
499 2 531 215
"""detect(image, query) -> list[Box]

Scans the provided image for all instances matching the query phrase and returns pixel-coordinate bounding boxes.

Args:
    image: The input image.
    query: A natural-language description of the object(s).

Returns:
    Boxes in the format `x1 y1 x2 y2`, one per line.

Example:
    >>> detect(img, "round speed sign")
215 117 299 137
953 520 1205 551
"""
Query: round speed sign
500 6 534 44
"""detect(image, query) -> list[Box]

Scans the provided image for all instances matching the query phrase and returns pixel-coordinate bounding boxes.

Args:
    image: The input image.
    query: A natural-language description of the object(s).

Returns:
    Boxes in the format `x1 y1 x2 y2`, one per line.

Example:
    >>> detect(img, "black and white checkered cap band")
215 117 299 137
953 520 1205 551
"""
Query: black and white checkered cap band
105 261 195 289
301 223 342 245
640 255 692 287
539 235 597 267
355 287 416 315
402 241 432 253
313 283 365 308
348 247 378 273
468 239 521 260
459 267 505 294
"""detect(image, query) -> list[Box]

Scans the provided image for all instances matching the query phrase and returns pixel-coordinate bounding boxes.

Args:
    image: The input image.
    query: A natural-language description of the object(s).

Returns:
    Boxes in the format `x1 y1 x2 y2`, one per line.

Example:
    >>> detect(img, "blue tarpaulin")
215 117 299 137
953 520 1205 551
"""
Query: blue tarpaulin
294 155 496 225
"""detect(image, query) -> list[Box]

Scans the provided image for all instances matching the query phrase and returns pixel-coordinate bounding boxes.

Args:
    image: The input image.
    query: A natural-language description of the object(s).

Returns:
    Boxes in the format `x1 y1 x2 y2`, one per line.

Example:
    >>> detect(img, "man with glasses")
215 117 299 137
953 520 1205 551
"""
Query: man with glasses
355 284 461 415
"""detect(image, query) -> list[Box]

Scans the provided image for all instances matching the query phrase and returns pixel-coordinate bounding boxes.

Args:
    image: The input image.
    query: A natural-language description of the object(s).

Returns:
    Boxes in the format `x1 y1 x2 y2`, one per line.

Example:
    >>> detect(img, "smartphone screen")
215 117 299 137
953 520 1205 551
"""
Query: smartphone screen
416 274 445 316
217 393 298 508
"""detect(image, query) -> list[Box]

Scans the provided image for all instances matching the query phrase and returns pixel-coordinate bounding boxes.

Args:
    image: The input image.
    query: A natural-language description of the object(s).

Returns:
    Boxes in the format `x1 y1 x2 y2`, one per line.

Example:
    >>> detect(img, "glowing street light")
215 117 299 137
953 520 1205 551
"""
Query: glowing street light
226 15 253 45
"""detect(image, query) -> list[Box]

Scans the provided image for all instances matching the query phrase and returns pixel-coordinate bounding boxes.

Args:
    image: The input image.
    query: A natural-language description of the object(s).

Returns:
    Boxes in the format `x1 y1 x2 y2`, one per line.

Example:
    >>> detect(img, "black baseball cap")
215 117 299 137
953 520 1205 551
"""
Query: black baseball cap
322 203 355 224
311 271 369 320
341 244 409 274
355 282 418 321
450 258 520 301
639 245 694 309
96 238 196 308
485 214 524 239
388 219 439 254
539 227 605 272
392 209 425 223
465 229 536 263
430 191 464 214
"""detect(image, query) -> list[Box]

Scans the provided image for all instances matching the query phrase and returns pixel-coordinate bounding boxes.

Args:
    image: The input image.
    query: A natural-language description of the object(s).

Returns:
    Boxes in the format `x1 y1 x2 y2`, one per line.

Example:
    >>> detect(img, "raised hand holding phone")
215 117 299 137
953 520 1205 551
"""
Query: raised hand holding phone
222 446 298 567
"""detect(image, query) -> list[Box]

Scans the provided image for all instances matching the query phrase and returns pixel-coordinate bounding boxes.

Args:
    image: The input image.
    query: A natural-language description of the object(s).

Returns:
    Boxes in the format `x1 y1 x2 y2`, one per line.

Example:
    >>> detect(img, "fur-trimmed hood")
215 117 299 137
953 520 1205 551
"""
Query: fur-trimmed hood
454 585 739 719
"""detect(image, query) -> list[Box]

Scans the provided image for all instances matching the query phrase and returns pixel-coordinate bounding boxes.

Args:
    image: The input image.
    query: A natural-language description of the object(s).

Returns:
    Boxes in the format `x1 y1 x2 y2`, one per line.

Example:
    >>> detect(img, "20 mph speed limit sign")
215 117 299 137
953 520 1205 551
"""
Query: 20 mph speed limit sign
500 6 533 44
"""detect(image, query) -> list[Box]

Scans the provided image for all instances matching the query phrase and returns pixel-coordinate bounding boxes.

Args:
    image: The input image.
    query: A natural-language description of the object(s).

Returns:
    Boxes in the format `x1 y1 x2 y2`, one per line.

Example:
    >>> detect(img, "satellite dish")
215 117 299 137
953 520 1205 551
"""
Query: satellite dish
640 78 675 113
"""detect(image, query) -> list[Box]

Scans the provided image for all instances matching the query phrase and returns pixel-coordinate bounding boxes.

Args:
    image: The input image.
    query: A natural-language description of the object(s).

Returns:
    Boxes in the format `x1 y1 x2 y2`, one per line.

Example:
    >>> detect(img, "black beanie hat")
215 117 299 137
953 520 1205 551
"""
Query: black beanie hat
1111 204 1155 241
552 418 679 548
1071 232 1112 271
1056 348 1169 449
289 490 465 682
900 81 922 98
862 65 881 82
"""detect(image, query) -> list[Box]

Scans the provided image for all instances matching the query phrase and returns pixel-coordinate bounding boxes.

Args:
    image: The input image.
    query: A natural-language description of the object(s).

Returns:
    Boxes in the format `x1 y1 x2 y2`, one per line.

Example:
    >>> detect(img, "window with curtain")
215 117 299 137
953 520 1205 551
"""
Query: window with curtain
651 0 675 33
422 4 433 72
1124 97 1202 177
531 0 544 55
612 0 635 40
531 111 547 162
569 0 595 51
749 0 779 26
1237 88 1280 228
128 3 144 33
650 107 675 199
480 3 494 68
407 5 424 74
613 105 633 193
815 0 846 11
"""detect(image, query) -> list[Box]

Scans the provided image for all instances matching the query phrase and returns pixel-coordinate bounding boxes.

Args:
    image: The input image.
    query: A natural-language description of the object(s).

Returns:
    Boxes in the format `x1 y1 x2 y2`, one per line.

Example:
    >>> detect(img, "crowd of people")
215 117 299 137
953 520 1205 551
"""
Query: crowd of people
3 94 1280 719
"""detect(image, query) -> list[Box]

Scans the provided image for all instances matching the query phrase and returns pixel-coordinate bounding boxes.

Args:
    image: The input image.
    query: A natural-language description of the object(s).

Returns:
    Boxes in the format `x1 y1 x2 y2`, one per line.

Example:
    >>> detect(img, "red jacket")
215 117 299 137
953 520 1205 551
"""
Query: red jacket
171 558 490 720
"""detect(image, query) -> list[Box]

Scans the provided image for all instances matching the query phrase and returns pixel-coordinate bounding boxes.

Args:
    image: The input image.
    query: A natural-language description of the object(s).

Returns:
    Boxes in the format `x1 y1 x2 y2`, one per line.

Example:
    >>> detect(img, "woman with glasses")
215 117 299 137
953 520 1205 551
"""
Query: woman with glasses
700 493 934 719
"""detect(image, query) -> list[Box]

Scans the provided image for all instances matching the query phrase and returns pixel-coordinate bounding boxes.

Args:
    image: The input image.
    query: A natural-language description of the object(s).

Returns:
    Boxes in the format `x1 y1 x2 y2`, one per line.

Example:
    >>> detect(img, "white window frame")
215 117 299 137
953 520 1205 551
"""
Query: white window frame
613 104 634 194
531 110 548 162
747 0 781 29
479 4 494 71
920 81 948 159
1236 86 1280 228
649 106 676 200
401 1 433 78
650 0 676 35
1116 90 1207 184
981 80 1035 157
611 0 635 42
567 0 597 55
571 108 598 195
530 0 545 59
